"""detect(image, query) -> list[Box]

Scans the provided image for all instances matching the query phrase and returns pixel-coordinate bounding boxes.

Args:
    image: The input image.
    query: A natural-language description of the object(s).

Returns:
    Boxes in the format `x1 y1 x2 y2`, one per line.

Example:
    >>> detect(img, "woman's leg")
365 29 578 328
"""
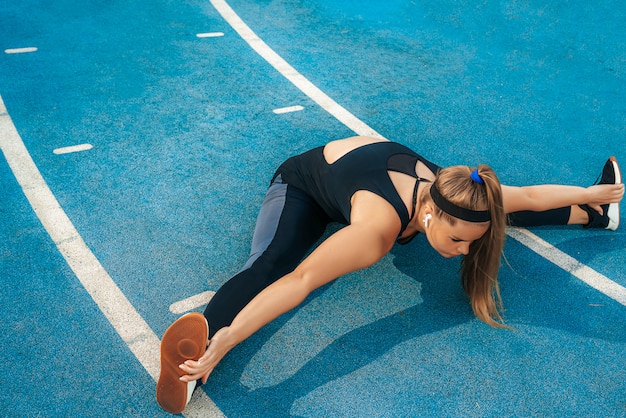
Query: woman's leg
203 176 330 338
157 177 329 413
507 207 572 227
508 204 619 228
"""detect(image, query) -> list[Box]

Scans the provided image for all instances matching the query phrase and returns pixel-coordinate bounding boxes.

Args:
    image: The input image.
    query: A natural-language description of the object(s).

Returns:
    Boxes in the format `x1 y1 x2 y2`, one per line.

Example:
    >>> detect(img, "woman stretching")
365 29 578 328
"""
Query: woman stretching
156 136 623 414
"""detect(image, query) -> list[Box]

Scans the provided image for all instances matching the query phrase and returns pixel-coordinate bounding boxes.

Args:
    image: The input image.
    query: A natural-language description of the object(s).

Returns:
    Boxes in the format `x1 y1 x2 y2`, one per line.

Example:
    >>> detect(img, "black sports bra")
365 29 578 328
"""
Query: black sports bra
275 141 441 239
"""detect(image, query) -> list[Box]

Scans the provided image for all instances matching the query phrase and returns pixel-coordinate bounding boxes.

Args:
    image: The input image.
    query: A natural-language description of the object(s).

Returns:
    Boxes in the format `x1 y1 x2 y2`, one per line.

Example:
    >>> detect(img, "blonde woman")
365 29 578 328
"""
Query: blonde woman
156 136 623 414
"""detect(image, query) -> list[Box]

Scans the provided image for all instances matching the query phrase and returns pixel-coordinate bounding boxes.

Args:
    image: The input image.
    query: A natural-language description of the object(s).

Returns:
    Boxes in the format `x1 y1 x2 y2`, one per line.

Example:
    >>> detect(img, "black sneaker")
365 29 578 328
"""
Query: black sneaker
579 157 621 230
604 157 622 230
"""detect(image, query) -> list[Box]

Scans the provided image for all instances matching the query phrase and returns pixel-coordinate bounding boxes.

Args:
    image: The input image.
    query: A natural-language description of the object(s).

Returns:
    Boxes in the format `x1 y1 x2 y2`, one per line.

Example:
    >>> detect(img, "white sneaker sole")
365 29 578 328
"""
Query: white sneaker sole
186 380 197 405
606 157 621 231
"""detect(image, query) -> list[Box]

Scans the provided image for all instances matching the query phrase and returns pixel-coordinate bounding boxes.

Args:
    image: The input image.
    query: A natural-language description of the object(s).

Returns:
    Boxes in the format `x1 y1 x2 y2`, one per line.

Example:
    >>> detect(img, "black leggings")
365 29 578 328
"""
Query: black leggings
508 207 571 227
203 179 572 337
203 176 330 338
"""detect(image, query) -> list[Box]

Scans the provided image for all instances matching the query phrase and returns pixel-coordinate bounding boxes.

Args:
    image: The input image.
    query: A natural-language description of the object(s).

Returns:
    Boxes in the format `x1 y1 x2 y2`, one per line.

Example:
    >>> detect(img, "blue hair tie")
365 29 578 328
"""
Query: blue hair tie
470 169 484 185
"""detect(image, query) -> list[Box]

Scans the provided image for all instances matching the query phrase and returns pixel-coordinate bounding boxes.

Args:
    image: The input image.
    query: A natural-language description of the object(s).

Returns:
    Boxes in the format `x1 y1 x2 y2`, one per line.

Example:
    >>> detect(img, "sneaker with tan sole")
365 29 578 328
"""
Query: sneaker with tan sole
156 312 209 414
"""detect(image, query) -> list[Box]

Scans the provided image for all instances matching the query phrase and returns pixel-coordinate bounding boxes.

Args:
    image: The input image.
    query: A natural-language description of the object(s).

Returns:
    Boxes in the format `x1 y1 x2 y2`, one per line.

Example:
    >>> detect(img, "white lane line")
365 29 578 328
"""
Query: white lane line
0 95 224 418
170 291 216 314
212 0 626 307
197 32 225 38
5 47 38 54
273 105 304 114
507 228 626 306
210 0 384 140
53 143 93 155
0 97 160 375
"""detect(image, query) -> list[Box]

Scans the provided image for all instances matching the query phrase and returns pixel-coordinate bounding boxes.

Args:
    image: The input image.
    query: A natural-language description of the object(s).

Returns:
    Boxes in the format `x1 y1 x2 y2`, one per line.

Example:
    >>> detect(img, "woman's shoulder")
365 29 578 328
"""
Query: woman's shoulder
323 136 390 164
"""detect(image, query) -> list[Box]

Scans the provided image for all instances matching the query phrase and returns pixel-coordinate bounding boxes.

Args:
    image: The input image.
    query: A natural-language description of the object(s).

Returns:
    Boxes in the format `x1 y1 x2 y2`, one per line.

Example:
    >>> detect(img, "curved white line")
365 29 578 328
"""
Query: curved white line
211 0 626 307
210 0 384 140
0 96 159 375
0 96 223 417
2 2 622 416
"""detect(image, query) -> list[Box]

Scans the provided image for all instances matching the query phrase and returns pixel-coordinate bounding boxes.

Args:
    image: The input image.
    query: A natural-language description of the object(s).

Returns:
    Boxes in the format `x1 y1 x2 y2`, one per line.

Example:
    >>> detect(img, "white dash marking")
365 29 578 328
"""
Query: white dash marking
169 291 216 314
53 143 93 155
273 105 304 114
197 32 225 38
5 47 38 54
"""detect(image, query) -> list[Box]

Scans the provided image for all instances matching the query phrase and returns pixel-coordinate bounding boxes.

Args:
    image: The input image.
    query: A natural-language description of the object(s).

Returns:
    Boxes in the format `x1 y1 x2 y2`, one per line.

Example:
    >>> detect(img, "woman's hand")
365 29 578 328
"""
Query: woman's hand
585 183 624 214
179 326 237 384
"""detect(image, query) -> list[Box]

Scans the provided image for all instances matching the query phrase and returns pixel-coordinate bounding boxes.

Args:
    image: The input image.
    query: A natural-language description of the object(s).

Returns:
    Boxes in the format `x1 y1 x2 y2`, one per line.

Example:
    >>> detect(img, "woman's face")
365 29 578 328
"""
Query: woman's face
425 215 489 258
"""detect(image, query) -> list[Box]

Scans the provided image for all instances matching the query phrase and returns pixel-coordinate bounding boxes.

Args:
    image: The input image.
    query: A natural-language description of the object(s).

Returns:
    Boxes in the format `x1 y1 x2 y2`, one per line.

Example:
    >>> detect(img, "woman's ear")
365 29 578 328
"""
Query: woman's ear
423 213 432 228
422 202 435 216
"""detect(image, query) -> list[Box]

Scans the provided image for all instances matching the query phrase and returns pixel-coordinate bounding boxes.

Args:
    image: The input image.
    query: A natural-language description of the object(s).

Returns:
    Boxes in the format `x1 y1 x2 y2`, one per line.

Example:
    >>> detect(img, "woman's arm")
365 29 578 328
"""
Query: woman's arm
501 183 624 214
180 191 401 383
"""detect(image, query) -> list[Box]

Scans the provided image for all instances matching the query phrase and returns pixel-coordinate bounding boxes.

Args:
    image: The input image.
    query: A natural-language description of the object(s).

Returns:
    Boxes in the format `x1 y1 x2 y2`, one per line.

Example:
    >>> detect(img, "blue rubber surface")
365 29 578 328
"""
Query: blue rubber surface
1 1 625 416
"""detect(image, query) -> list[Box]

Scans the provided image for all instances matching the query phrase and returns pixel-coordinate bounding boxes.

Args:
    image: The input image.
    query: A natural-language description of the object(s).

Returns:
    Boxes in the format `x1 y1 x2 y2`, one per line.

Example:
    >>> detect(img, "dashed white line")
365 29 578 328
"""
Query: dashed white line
53 143 93 155
197 32 225 38
4 47 38 54
170 291 216 314
273 105 304 114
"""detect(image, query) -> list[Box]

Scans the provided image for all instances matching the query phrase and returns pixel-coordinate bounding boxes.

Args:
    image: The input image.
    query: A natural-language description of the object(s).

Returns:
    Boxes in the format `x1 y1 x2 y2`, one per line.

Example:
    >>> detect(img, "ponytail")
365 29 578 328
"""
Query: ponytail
426 165 507 327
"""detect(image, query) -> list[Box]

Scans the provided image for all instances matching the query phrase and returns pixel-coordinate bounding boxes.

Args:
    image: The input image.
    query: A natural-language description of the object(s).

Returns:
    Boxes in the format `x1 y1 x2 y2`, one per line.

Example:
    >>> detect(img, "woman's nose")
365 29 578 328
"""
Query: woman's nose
458 242 471 255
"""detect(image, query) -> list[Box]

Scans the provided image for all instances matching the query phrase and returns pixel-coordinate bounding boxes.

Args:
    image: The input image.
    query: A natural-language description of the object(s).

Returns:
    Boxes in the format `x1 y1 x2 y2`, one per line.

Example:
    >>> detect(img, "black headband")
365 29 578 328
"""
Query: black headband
429 182 491 223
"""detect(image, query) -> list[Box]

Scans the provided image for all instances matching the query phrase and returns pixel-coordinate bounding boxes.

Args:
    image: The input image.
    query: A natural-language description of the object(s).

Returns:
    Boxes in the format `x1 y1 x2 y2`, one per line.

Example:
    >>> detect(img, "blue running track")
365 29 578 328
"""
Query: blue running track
1 1 625 416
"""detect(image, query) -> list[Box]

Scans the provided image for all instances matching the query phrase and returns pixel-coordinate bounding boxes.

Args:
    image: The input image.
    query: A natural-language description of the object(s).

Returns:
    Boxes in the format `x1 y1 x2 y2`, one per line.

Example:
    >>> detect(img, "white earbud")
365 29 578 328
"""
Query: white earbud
423 214 432 228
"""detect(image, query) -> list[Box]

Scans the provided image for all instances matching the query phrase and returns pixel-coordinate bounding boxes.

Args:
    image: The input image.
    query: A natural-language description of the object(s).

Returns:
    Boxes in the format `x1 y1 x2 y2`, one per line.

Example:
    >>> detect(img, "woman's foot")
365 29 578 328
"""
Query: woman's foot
579 156 622 230
156 312 209 414
604 157 622 230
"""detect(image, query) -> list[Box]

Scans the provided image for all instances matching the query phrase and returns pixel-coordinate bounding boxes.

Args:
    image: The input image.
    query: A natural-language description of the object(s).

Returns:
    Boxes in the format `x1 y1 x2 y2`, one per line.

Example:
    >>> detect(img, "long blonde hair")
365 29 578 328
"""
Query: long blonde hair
423 165 507 328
